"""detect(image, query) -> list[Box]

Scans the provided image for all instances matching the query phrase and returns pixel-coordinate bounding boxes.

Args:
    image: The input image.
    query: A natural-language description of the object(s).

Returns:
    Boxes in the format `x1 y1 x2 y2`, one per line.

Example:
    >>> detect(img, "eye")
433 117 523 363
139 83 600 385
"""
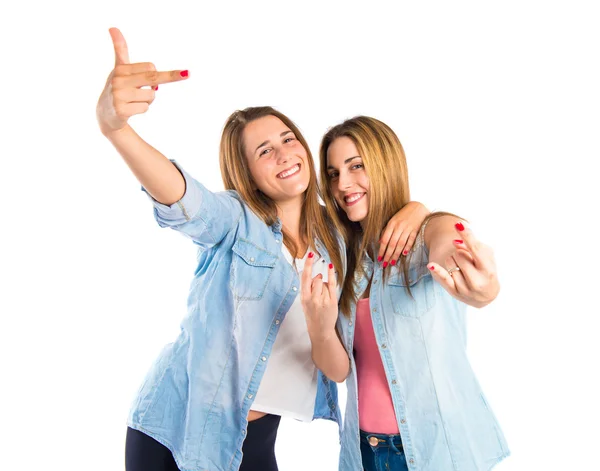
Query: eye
284 137 295 144
351 163 364 170
259 148 272 157
328 171 339 180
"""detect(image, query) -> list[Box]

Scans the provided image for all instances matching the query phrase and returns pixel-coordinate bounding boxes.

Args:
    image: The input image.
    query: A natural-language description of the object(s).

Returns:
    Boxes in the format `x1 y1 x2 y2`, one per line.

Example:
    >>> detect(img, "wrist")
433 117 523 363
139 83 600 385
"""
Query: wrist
308 328 336 344
101 122 131 140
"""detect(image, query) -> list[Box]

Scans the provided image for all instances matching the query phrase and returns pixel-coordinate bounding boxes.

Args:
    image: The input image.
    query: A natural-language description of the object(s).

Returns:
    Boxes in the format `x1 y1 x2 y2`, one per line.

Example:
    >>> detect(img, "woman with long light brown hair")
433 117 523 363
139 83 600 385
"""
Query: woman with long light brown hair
96 29 429 471
301 116 509 470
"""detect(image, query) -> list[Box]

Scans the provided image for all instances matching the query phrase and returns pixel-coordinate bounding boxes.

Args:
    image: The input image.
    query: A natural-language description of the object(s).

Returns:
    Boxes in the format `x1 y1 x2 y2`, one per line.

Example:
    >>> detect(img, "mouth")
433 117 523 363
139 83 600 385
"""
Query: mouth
277 163 301 179
343 192 366 206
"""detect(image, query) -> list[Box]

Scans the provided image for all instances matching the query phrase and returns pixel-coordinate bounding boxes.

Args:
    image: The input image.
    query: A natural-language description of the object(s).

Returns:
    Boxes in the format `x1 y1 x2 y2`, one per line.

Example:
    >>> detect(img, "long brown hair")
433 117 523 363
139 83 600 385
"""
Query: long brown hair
220 106 343 282
319 116 457 316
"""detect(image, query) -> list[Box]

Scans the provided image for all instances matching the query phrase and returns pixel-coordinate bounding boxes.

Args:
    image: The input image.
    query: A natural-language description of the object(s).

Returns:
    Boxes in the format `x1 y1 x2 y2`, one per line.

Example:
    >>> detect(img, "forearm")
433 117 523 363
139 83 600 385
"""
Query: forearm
104 124 185 205
310 332 350 383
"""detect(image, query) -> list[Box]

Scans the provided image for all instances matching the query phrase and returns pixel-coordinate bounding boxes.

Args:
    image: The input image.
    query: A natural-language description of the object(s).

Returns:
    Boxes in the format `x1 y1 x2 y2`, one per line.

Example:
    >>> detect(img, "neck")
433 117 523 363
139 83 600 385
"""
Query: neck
277 196 303 238
277 196 306 253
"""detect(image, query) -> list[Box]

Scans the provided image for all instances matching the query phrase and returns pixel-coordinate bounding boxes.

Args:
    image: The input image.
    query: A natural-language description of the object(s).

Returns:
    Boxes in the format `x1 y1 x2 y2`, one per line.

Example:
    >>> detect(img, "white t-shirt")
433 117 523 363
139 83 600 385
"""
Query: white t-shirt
251 247 331 422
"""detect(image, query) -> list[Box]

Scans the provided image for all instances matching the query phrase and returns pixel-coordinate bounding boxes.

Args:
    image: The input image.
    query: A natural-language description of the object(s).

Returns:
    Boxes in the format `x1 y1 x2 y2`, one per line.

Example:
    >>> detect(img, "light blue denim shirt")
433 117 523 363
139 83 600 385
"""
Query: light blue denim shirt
337 235 510 471
128 163 341 471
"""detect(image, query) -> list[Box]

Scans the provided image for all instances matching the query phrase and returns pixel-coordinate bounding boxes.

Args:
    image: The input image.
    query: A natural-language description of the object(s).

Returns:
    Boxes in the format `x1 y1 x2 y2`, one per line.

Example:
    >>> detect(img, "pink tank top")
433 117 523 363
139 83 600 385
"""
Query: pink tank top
354 298 399 434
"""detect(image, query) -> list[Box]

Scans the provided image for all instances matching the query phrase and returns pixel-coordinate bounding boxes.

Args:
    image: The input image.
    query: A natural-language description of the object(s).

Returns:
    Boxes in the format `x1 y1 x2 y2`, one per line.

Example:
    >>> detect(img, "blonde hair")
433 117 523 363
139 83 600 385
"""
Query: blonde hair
319 116 456 316
220 106 343 280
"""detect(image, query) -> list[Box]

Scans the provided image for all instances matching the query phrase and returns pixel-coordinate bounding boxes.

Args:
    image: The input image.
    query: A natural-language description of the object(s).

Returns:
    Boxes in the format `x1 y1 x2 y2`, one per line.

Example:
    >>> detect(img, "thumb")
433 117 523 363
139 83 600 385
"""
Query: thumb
427 262 457 295
109 27 130 66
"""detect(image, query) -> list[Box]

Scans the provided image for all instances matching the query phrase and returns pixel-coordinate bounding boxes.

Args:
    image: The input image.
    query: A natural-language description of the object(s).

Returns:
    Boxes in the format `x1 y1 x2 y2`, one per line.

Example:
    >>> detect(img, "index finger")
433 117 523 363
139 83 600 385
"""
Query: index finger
109 27 130 66
301 252 316 298
125 69 190 88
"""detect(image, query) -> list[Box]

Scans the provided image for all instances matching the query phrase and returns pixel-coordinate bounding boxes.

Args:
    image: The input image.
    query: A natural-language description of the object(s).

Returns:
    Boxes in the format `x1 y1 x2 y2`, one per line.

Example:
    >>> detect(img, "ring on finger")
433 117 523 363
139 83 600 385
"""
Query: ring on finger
447 266 461 276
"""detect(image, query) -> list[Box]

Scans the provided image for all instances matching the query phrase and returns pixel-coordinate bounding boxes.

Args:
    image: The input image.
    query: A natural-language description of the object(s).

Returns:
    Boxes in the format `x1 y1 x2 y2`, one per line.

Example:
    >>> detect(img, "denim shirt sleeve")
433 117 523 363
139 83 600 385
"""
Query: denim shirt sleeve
142 161 243 248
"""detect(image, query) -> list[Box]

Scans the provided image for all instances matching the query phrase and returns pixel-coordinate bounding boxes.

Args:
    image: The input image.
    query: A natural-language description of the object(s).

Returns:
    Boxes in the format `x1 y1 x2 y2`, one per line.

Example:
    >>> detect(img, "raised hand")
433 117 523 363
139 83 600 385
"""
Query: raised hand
96 27 189 136
300 253 339 342
427 222 500 308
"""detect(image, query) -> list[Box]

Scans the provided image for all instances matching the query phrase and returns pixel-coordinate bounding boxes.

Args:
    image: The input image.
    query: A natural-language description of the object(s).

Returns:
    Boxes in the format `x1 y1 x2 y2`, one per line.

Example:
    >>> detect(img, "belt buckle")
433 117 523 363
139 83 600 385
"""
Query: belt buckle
368 436 380 447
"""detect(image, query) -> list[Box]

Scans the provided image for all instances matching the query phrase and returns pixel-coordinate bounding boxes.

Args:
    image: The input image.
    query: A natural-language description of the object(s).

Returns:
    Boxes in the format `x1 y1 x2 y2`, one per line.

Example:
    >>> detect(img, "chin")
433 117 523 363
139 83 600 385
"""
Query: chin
280 185 309 201
344 208 366 222
346 201 368 222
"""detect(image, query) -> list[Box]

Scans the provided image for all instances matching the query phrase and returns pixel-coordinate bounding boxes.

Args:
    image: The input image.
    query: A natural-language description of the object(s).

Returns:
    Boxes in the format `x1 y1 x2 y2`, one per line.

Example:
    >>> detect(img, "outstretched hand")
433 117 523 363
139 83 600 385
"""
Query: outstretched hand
427 222 500 308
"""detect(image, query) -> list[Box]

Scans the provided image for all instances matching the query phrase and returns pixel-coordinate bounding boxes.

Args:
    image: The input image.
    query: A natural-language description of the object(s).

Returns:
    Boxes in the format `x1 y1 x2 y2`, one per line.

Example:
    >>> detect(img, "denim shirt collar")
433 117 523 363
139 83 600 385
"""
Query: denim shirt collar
271 217 283 234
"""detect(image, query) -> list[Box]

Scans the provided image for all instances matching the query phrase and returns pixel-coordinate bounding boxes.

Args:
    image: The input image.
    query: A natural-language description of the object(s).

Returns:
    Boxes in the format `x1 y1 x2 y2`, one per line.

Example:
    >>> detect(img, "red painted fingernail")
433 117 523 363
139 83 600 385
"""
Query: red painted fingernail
429 265 435 271
383 262 388 268
390 260 396 266
154 85 159 91
403 250 408 255
455 222 465 231
180 70 189 77
453 239 463 244
377 256 383 262
328 263 333 269
308 252 314 258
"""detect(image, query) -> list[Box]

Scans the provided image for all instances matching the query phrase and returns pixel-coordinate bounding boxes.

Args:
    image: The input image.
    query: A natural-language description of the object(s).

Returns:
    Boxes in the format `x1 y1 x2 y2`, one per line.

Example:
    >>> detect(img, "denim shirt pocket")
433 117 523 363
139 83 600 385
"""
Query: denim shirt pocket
230 238 279 300
386 267 436 318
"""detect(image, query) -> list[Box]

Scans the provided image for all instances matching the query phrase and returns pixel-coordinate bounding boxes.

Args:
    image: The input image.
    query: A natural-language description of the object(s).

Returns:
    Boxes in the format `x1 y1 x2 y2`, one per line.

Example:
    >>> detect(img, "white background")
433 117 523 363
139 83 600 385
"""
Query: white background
1 1 599 470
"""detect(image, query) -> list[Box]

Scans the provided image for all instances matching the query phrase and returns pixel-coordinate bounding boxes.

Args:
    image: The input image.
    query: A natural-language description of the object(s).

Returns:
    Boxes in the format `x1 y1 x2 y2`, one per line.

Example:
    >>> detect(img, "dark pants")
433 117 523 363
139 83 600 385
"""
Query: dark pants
239 414 281 471
360 429 408 471
125 414 281 471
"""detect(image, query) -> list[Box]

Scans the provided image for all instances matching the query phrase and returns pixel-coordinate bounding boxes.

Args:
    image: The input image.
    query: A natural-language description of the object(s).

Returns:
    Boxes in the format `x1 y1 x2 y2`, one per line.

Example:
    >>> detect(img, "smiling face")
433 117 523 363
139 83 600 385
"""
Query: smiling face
326 136 370 223
242 115 310 204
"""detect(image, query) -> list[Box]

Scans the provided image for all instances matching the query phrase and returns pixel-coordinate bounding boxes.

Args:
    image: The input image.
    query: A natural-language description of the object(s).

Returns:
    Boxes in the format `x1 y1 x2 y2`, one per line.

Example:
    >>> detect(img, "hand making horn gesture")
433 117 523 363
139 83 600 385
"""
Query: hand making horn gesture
96 27 189 136
428 222 500 308
301 253 339 343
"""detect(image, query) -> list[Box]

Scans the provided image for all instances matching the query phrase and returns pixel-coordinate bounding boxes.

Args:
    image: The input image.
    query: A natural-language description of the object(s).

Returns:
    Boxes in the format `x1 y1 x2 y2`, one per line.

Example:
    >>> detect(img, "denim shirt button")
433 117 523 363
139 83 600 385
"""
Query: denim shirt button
249 257 255 262
275 320 280 325
349 321 353 326
400 418 406 424
382 343 387 349
392 379 397 384
409 458 415 465
261 356 267 361
292 286 298 291
247 394 253 399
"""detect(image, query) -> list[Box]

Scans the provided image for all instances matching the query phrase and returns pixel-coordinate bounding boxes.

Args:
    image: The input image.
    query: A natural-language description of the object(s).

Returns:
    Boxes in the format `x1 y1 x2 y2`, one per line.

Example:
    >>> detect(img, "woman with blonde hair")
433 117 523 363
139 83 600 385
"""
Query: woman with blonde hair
302 116 509 470
96 29 429 471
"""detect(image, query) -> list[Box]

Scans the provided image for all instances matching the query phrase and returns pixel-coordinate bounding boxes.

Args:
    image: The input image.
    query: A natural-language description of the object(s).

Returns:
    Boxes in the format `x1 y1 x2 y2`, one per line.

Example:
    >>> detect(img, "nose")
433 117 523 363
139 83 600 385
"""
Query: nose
337 171 352 191
275 148 291 165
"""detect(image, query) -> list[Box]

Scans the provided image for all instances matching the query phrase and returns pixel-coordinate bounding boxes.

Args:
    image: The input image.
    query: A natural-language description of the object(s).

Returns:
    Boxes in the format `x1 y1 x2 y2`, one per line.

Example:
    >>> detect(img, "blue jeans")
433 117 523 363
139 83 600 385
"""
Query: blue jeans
360 430 408 471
